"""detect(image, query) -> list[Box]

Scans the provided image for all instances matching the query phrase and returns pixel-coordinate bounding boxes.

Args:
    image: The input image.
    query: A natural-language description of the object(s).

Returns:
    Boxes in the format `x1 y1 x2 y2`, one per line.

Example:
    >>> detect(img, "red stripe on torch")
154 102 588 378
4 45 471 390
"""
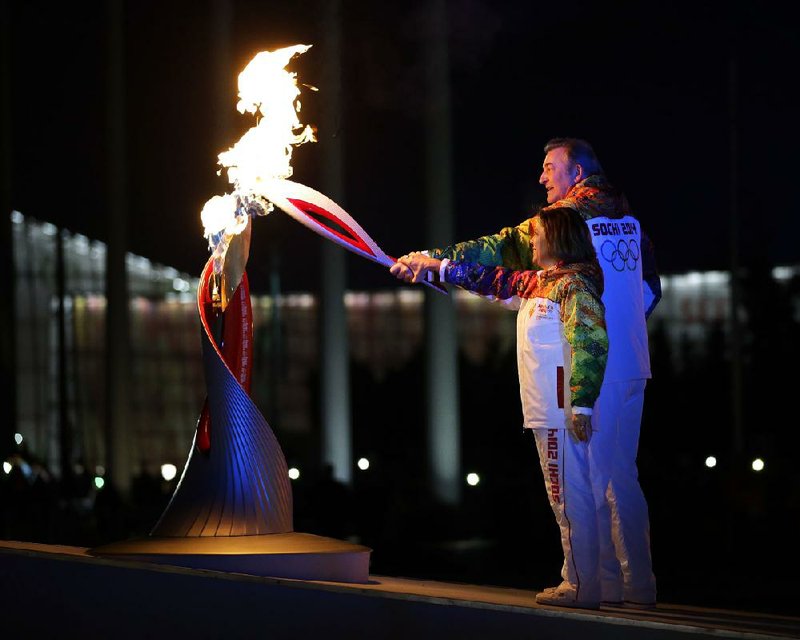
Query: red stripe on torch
288 197 376 257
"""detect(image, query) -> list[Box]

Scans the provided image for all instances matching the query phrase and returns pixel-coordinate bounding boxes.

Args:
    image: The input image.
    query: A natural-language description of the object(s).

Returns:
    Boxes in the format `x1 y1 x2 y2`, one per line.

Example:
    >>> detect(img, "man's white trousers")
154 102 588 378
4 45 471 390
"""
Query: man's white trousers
590 379 656 603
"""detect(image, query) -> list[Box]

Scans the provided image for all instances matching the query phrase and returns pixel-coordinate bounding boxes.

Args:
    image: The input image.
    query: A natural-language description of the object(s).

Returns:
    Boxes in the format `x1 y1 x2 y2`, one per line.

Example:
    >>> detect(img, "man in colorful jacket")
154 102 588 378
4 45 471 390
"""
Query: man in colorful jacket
400 138 660 608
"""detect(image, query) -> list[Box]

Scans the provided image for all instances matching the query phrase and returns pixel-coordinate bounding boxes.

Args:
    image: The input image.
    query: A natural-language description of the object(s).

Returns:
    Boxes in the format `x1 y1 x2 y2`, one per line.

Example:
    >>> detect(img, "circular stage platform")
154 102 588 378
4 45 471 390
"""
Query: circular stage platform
90 532 372 583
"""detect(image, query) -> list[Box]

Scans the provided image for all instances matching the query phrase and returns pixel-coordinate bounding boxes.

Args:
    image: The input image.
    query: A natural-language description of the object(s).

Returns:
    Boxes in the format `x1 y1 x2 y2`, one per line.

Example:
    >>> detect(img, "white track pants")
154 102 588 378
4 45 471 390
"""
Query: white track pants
589 379 656 603
533 427 600 603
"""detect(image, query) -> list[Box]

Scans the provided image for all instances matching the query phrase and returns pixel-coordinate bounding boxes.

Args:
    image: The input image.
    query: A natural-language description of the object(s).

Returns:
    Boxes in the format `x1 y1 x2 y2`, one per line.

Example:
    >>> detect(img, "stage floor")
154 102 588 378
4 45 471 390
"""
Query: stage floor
2 540 798 639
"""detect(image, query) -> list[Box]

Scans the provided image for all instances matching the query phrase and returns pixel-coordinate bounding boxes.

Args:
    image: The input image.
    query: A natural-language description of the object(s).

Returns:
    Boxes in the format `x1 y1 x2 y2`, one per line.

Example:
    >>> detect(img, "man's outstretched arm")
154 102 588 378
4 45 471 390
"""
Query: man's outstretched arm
425 218 538 271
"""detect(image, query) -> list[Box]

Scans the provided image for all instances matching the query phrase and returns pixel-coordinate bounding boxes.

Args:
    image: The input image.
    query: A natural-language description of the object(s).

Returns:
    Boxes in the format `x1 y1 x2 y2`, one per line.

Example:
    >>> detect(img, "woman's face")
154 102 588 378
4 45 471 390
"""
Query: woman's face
531 218 555 267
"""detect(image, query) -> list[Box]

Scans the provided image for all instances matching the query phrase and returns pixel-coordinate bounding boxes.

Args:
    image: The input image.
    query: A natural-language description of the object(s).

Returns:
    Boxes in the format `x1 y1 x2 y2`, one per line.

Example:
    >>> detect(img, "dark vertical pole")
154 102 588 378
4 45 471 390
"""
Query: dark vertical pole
211 0 233 152
320 0 352 485
105 0 131 491
0 1 16 460
424 0 460 505
56 230 72 482
728 36 744 456
269 252 282 427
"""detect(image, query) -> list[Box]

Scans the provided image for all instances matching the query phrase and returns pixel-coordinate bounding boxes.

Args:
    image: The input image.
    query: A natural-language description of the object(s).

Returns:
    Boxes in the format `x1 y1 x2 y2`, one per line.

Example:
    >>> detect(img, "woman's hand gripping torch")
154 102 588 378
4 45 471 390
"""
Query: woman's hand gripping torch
257 178 447 294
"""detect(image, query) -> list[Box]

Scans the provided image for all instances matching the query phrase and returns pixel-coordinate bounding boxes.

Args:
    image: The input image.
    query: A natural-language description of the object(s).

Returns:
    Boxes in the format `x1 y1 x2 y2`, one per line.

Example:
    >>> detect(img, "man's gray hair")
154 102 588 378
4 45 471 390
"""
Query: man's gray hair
544 138 605 177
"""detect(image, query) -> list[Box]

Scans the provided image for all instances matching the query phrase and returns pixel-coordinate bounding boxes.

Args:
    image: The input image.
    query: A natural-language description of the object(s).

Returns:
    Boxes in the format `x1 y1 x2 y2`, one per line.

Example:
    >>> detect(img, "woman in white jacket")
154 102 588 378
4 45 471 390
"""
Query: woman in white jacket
392 207 609 609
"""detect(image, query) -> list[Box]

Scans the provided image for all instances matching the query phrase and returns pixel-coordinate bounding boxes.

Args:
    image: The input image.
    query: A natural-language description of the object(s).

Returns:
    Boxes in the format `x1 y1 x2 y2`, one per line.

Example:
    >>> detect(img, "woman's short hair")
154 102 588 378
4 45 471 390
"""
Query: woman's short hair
543 138 605 177
534 207 597 264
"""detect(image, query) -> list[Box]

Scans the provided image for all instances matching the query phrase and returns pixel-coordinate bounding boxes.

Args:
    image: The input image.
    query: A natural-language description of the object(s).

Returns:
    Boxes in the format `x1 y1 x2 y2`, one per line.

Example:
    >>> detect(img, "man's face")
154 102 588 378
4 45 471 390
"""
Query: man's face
539 147 580 203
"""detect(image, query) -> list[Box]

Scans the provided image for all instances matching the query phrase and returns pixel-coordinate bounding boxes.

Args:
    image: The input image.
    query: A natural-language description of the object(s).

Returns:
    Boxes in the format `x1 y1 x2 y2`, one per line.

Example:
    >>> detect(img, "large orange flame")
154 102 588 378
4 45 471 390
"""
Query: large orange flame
201 44 316 274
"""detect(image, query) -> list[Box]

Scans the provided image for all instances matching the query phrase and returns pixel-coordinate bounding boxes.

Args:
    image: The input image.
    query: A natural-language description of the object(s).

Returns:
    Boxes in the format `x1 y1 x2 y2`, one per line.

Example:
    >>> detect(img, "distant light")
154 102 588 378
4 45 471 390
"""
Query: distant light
2 461 11 475
685 271 703 287
72 234 90 255
14 433 23 445
285 293 315 309
397 289 423 305
161 464 177 481
772 266 795 281
127 254 152 272
357 458 370 471
41 222 58 236
172 277 191 292
705 456 717 468
94 476 105 489
11 210 24 224
466 473 480 486
372 292 396 308
344 292 370 308
752 458 765 472
288 467 300 480
702 271 729 286
296 294 314 308
95 465 105 476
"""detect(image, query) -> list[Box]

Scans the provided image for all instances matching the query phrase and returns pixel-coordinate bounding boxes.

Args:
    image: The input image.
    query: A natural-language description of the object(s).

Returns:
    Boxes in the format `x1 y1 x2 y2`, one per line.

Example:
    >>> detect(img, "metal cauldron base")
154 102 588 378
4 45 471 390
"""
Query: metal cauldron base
89 532 371 584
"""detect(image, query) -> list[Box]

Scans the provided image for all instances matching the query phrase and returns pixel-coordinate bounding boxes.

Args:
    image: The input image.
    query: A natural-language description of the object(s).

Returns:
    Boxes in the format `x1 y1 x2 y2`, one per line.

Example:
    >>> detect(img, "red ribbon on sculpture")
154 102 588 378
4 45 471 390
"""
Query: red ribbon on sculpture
196 265 253 454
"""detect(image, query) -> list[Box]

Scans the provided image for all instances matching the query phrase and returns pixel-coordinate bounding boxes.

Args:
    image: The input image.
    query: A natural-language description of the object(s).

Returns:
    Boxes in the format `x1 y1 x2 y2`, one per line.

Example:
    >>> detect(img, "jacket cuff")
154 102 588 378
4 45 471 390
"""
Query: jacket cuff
439 258 450 282
424 257 450 284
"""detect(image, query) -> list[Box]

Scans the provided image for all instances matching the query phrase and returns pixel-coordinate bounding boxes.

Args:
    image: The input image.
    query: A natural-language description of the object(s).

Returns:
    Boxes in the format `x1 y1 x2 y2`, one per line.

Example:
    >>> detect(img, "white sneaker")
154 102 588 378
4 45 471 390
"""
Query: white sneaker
535 584 599 610
541 581 570 595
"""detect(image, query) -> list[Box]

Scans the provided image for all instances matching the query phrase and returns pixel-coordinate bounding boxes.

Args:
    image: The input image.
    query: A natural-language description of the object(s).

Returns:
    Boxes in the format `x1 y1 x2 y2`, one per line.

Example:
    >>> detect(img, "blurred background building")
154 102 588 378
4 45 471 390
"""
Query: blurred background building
16 208 799 485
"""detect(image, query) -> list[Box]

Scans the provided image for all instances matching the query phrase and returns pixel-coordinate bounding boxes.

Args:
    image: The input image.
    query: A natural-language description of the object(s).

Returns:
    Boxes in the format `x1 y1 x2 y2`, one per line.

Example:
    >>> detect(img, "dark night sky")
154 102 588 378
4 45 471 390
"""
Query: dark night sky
8 0 800 293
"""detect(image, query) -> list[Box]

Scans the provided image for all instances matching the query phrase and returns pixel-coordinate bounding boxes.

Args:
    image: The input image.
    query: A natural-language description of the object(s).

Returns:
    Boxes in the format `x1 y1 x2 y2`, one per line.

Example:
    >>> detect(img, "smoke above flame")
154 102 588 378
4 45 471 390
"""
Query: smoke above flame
202 44 316 270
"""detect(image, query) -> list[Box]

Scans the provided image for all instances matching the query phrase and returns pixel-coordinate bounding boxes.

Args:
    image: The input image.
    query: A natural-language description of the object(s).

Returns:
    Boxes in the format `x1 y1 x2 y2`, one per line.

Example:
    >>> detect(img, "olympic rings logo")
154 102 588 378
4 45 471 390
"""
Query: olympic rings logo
600 239 640 271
